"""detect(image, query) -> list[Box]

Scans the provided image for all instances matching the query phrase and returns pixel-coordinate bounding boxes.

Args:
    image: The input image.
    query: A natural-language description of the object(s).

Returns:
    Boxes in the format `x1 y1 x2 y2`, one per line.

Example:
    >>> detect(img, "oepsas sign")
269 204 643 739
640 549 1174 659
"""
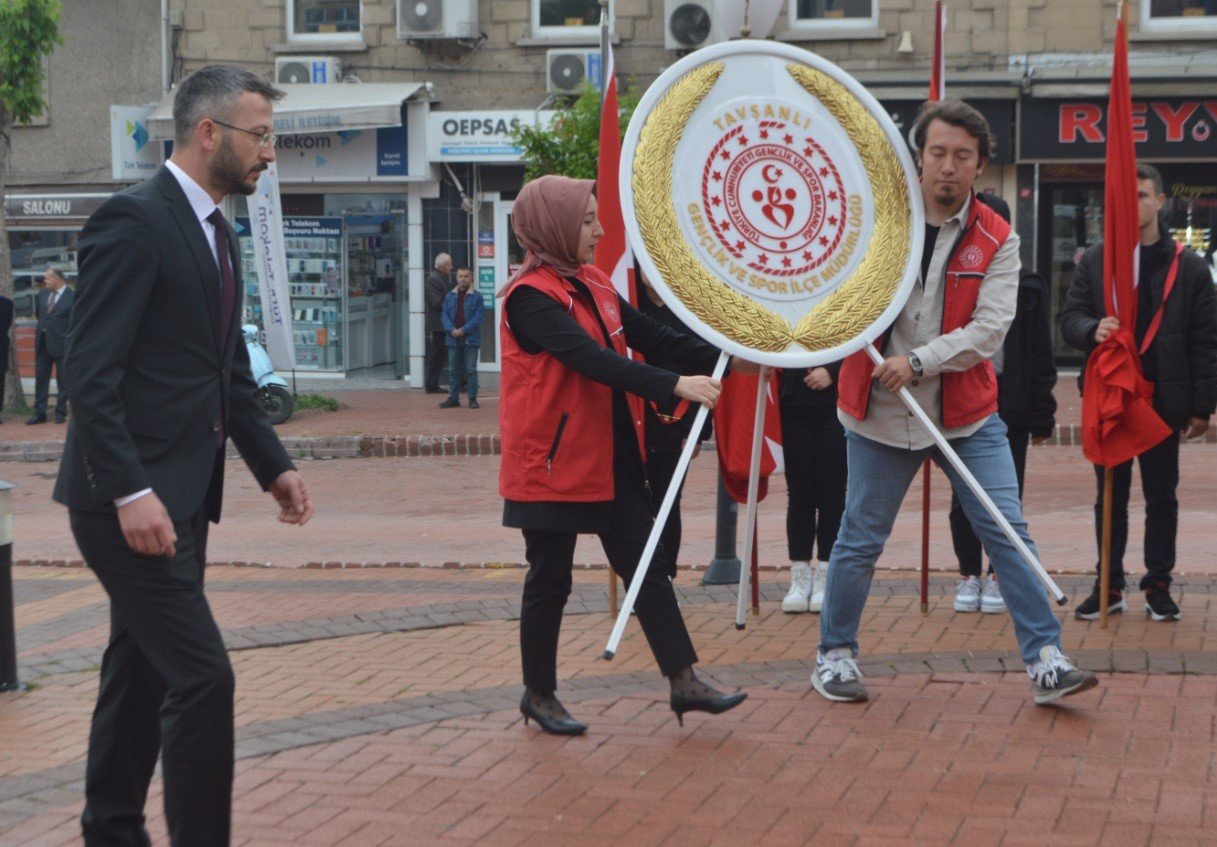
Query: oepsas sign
1020 98 1217 161
427 110 555 162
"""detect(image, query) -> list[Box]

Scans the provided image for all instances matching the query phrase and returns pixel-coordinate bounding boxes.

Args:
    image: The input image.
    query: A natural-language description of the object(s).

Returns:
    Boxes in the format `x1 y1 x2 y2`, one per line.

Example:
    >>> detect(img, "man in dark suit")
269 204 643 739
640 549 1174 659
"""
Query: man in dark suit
27 265 75 424
424 252 452 393
54 65 314 847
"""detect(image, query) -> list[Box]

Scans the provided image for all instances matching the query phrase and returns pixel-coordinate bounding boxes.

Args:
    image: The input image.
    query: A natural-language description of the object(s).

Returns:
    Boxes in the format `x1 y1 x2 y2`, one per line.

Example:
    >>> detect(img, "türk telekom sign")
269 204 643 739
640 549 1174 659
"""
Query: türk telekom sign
1020 98 1217 160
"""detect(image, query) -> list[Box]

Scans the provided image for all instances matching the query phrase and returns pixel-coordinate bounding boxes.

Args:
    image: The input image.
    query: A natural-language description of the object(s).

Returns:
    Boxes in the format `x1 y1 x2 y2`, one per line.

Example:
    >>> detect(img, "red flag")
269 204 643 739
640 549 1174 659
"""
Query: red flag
1081 7 1171 467
712 372 785 504
929 2 946 101
593 44 635 308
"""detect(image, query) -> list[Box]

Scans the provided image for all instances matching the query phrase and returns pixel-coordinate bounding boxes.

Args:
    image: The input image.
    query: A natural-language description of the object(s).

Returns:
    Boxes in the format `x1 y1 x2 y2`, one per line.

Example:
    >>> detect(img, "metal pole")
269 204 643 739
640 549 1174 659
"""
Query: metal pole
0 480 19 692
864 344 1067 604
920 459 931 614
735 368 771 630
702 473 741 585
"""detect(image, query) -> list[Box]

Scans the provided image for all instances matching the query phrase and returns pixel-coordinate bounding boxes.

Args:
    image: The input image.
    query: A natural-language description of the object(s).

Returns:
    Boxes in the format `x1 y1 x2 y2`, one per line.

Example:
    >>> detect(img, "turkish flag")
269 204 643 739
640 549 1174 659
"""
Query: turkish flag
1081 11 1171 467
713 371 785 504
593 43 635 308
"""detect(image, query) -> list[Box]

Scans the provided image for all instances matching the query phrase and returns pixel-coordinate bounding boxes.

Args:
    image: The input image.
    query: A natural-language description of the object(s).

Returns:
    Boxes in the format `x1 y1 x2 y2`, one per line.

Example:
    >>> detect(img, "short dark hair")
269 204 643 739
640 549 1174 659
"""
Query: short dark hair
173 64 284 146
912 98 994 164
1136 163 1164 196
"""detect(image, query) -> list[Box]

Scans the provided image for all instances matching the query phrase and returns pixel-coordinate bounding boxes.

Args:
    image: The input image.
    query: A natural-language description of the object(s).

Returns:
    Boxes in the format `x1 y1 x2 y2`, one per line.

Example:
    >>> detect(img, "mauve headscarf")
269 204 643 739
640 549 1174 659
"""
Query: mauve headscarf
499 175 596 294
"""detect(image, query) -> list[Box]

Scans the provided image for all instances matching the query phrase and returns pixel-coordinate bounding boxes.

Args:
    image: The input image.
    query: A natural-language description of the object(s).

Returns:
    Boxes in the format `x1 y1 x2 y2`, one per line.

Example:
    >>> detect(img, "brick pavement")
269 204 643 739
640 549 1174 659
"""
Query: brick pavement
3 565 1217 846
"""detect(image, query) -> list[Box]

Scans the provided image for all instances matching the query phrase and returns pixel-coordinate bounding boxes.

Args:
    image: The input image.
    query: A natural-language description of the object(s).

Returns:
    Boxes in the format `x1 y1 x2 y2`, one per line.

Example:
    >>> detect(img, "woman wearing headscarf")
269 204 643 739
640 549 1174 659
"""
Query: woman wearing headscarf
500 175 749 736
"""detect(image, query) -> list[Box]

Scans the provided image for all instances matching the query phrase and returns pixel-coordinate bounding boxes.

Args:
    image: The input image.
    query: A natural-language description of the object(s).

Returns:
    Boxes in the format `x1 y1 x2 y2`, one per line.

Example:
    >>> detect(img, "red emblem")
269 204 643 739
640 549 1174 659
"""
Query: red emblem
601 299 620 323
958 245 985 270
701 121 848 277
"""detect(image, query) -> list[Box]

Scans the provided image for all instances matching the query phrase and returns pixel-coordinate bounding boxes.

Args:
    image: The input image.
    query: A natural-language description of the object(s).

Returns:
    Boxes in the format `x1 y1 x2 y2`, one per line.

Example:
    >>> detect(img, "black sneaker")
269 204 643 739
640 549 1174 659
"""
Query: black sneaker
1073 586 1126 620
1144 582 1181 622
468 398 480 409
439 398 460 408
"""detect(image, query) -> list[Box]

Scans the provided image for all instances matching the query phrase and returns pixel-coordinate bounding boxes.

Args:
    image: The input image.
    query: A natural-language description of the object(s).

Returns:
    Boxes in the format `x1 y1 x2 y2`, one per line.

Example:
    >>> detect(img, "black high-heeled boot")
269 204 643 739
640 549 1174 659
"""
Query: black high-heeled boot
668 667 747 726
519 690 588 736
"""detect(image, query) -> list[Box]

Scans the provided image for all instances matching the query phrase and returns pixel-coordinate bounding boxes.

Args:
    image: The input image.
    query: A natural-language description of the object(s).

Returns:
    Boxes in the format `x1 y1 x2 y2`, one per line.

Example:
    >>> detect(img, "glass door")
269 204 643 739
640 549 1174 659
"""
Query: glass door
1038 183 1104 364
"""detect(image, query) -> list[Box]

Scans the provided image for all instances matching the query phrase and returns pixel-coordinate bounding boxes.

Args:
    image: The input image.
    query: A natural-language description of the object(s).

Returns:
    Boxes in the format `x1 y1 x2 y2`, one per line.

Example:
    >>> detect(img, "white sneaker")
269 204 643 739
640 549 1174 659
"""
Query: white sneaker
953 576 982 612
1027 645 1099 705
808 562 828 613
980 574 1006 614
811 648 868 702
782 562 812 613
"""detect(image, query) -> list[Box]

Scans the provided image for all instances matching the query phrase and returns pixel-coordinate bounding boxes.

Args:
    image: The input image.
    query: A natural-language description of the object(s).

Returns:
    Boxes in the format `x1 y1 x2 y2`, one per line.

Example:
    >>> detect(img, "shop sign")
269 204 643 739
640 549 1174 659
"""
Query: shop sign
111 105 162 181
276 126 409 182
879 99 1015 165
477 265 496 299
5 194 109 220
428 110 556 162
1020 98 1217 161
477 230 494 258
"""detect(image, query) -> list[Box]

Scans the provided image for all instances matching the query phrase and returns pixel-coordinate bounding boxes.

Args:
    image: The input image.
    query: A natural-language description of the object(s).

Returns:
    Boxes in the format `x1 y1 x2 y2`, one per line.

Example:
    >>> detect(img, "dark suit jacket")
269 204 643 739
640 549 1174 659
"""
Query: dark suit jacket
35 285 75 359
54 166 294 522
0 296 13 378
424 270 450 333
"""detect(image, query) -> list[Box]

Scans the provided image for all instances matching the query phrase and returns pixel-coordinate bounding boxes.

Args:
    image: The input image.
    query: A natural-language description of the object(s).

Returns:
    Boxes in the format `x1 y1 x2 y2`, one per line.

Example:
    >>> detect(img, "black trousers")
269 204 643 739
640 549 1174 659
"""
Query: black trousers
34 337 68 419
424 329 448 391
779 405 847 562
646 449 686 578
519 478 696 693
949 424 1029 576
1090 431 1179 591
70 508 234 847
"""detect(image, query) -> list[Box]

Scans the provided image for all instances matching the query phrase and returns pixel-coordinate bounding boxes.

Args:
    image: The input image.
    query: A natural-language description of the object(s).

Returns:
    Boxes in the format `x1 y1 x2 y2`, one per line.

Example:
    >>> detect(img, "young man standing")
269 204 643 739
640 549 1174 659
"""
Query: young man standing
1059 164 1217 622
813 99 1097 707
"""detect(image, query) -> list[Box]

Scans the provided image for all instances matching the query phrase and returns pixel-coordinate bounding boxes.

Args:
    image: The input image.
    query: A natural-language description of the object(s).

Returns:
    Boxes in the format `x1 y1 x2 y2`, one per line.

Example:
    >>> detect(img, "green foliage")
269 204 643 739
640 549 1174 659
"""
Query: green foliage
510 83 638 182
294 393 341 412
0 0 63 131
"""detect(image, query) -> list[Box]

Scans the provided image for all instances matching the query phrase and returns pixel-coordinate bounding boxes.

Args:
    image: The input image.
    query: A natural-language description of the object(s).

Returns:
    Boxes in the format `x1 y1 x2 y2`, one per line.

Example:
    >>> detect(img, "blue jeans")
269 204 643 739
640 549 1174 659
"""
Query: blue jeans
447 341 478 402
819 415 1062 665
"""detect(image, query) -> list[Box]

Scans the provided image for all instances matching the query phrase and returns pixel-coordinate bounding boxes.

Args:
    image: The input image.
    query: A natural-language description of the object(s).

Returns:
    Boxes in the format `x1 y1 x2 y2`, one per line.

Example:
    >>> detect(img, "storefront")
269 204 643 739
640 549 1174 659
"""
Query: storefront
145 83 436 379
1017 95 1217 364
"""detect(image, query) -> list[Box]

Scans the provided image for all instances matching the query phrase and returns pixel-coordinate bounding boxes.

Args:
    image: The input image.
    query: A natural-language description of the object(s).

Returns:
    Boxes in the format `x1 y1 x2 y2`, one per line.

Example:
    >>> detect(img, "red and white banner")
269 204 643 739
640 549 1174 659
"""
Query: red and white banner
713 371 785 504
593 44 636 308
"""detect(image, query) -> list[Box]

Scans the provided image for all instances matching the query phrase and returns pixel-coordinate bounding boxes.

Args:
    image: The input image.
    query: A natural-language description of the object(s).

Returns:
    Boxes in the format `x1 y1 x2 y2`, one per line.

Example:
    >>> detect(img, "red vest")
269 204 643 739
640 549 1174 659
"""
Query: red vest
498 265 647 502
838 196 1012 429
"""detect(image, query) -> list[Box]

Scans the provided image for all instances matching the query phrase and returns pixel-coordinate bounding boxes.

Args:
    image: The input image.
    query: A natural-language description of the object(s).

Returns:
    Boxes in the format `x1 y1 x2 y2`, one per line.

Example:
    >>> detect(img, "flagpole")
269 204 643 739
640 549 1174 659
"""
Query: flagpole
865 344 1067 603
735 367 772 630
1100 467 1113 627
599 0 615 613
603 352 730 660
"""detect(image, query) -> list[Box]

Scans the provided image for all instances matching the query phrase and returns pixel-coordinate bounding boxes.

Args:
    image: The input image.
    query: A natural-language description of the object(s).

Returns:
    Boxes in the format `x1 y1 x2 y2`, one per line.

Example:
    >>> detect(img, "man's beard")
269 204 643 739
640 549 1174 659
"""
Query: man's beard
209 136 265 196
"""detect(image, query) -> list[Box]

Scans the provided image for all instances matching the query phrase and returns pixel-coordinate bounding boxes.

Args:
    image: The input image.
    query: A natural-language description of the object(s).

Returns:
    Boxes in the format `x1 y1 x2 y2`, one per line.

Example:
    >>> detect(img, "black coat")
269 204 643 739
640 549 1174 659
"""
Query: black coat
0 297 12 378
636 295 714 453
997 270 1057 437
424 270 450 333
778 360 842 410
54 166 294 521
35 285 75 358
1059 236 1217 429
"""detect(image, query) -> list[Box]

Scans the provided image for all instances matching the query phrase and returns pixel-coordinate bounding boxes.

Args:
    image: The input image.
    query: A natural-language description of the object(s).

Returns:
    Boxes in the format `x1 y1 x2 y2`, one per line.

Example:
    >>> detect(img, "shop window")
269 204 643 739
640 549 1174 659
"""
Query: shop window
1142 0 1217 31
532 0 609 39
789 0 877 29
287 0 361 41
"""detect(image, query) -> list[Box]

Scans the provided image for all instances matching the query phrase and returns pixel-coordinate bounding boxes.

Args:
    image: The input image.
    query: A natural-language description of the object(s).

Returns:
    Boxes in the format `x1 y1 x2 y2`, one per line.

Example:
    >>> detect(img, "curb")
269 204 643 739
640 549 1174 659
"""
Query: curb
1 423 1213 463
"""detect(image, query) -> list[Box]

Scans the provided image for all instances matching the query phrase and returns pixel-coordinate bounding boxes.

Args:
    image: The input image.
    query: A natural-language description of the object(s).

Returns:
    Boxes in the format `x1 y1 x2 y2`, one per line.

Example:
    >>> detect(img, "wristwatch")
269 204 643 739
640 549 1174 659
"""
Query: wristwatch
908 352 924 377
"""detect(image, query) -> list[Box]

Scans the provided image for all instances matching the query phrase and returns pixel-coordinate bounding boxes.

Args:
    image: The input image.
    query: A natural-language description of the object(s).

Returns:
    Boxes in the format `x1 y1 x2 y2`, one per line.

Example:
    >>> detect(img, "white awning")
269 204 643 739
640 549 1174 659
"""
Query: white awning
146 82 427 139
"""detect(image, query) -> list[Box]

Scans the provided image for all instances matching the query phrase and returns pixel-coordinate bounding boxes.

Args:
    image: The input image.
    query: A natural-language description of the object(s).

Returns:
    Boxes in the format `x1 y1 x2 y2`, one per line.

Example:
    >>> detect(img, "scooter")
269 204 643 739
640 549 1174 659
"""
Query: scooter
243 324 294 425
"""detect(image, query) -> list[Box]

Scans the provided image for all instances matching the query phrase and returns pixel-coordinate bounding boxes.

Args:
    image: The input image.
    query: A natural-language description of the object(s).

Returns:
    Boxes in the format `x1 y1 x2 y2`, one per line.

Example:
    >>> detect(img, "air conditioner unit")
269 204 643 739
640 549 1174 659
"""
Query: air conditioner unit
398 0 479 40
546 49 601 95
664 0 725 51
274 56 341 85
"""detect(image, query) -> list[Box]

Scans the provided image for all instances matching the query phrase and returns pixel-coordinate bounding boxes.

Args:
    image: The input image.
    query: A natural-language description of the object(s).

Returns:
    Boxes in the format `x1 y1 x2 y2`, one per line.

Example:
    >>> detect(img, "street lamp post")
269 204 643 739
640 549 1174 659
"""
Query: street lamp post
701 472 741 585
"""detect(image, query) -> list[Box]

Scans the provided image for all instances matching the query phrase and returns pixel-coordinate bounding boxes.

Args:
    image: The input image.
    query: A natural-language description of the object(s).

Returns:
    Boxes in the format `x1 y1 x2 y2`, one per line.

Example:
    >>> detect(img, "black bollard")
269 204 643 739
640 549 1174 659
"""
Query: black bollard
702 472 741 585
0 479 18 692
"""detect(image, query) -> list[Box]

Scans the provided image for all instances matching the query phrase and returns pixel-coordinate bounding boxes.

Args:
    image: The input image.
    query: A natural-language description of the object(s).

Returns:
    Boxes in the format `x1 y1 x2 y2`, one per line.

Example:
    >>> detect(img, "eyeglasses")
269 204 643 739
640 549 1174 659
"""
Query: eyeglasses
210 118 277 148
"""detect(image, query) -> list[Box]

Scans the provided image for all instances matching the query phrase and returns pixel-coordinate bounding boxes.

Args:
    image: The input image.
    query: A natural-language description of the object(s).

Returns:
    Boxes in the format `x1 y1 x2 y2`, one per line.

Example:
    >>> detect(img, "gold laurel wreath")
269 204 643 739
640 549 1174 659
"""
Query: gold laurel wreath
632 60 912 354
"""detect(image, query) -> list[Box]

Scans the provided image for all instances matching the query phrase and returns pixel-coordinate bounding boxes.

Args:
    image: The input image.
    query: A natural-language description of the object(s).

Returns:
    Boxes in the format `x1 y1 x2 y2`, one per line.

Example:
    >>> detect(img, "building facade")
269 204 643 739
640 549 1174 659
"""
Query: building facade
8 0 1217 378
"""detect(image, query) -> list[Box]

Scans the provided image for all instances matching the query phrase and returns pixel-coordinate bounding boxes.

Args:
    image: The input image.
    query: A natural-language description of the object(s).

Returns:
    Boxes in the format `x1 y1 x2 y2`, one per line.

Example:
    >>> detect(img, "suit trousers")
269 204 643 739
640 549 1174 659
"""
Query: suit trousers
949 424 1029 577
34 335 68 419
425 330 448 391
780 405 847 563
645 450 685 578
519 477 697 693
1090 431 1179 591
70 507 234 847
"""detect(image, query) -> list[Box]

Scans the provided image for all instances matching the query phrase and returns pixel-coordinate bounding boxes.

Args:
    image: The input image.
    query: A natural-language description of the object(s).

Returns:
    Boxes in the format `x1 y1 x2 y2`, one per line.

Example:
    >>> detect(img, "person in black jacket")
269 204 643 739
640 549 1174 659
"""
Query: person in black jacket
636 267 714 580
55 65 313 846
0 294 12 424
1059 163 1217 622
949 194 1057 615
778 360 846 614
28 266 75 424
